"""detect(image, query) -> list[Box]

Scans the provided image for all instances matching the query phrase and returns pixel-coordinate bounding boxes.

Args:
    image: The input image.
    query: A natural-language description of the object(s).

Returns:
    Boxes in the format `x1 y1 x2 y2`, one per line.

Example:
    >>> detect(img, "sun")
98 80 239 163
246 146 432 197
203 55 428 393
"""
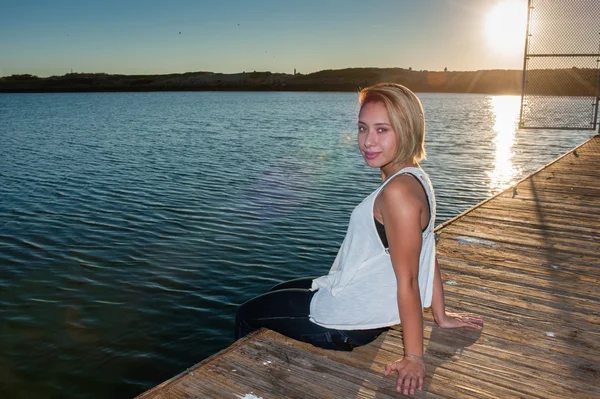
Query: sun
485 1 528 54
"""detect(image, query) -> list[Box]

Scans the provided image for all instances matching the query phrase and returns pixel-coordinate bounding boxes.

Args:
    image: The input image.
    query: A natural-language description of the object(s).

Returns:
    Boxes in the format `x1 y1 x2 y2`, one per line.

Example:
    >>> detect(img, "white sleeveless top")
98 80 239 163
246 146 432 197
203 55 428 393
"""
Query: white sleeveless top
309 167 436 330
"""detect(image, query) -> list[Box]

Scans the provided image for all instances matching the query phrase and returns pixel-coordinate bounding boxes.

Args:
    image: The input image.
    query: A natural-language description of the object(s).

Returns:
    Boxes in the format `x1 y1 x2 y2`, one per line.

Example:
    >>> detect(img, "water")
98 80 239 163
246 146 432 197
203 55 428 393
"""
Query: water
0 92 594 399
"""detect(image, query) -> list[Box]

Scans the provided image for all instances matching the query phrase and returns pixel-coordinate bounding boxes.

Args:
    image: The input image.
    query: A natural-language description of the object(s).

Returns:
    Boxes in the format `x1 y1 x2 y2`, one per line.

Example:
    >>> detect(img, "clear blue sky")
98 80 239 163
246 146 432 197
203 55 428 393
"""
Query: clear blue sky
0 0 529 77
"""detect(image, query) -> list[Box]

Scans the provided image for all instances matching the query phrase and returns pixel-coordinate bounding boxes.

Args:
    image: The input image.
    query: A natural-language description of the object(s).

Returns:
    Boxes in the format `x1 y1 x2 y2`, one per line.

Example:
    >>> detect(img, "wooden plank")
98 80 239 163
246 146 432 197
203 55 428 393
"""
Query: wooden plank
443 224 599 256
438 262 600 314
437 255 600 298
464 207 600 231
503 193 600 211
450 215 599 243
437 233 600 269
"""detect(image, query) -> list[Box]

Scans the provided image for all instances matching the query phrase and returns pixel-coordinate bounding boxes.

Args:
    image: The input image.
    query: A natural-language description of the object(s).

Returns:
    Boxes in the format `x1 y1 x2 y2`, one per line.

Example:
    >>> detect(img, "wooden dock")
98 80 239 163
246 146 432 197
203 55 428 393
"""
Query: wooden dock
136 134 600 399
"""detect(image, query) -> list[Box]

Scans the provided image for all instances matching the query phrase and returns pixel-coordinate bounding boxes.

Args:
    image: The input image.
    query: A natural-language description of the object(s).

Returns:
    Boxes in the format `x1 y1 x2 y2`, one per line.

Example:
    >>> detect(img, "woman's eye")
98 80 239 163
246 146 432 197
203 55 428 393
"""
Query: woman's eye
377 128 388 133
358 126 366 132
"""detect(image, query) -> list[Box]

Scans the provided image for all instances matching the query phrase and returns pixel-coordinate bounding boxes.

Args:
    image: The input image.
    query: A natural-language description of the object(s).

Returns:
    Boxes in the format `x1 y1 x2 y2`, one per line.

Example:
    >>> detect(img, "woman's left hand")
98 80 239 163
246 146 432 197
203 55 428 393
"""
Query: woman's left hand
384 356 425 396
435 311 484 330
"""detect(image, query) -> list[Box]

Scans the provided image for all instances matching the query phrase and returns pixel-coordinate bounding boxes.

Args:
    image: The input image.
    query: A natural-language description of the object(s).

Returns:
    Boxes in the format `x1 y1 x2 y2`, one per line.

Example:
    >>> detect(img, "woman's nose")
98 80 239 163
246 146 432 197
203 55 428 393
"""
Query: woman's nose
364 129 376 147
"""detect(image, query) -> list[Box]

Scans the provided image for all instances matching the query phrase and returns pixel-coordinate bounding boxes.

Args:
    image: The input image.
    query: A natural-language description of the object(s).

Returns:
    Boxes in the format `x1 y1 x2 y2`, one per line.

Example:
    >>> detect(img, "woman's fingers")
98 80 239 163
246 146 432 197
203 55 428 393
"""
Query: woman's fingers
396 371 407 393
461 315 484 329
384 363 393 376
400 377 407 394
398 374 422 395
407 376 418 395
385 362 397 376
461 314 484 323
459 317 483 329
385 360 405 376
396 376 402 393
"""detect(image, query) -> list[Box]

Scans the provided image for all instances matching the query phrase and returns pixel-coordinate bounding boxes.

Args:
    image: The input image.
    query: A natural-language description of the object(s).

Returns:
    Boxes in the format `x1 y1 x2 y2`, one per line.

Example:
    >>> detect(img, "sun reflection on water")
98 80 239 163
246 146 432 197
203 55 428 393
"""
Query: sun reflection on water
487 96 522 194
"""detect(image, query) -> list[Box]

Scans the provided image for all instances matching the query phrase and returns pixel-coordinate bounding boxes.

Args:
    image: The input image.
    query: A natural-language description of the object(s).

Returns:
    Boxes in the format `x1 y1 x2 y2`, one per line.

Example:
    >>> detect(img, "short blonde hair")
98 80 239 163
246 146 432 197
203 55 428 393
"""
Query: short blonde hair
358 83 426 165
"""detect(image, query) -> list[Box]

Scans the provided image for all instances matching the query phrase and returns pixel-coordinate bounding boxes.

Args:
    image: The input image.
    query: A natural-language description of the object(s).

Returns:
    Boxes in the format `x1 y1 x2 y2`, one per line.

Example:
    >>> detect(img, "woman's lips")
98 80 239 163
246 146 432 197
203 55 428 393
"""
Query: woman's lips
364 151 380 160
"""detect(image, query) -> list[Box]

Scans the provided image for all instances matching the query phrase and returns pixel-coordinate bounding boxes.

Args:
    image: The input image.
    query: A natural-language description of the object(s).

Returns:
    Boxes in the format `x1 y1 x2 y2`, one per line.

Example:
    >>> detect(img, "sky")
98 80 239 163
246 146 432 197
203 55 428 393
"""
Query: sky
0 0 531 77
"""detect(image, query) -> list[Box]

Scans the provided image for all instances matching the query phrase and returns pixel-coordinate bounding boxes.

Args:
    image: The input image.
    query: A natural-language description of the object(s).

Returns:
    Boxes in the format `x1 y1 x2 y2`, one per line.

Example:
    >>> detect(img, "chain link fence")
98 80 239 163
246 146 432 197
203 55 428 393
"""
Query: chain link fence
519 0 600 130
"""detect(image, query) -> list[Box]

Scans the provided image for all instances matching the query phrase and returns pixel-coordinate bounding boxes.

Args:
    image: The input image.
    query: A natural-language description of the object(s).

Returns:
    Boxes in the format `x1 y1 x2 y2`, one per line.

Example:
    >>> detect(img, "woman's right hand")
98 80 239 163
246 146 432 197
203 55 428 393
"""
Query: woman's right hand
435 310 484 330
384 356 426 396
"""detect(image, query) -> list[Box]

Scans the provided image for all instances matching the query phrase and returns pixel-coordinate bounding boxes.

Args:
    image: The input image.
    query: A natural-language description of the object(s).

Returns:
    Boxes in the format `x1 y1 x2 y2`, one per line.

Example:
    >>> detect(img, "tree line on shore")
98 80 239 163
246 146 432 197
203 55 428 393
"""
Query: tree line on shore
0 67 597 96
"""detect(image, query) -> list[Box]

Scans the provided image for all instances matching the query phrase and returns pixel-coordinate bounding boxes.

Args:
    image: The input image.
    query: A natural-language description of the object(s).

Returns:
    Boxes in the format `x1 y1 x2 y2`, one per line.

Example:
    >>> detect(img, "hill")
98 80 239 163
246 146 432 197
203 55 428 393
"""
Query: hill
0 67 596 95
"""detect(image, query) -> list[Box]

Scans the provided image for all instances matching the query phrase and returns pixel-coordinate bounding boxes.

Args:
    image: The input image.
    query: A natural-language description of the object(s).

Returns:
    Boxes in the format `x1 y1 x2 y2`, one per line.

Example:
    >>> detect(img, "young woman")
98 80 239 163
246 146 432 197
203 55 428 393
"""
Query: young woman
235 83 483 395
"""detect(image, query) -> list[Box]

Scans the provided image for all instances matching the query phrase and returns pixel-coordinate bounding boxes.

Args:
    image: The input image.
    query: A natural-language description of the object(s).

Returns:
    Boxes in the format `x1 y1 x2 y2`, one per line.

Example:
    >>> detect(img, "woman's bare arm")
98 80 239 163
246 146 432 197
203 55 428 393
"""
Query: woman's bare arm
431 255 484 330
378 176 426 395
431 256 447 323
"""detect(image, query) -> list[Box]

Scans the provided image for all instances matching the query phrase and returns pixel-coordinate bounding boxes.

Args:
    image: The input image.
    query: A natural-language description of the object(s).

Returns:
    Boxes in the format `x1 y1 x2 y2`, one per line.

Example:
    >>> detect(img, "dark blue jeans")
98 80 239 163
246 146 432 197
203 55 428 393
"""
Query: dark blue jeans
235 277 387 351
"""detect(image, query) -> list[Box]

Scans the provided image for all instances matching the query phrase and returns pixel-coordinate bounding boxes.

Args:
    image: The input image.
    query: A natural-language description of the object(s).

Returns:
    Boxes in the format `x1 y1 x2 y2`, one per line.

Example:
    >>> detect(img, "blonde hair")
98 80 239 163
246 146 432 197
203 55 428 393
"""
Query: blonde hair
358 83 426 165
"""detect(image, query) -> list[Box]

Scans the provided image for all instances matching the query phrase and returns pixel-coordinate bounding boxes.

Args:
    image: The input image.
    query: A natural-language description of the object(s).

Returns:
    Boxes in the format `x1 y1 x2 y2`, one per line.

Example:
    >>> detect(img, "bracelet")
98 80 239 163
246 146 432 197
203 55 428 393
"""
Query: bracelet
405 353 424 361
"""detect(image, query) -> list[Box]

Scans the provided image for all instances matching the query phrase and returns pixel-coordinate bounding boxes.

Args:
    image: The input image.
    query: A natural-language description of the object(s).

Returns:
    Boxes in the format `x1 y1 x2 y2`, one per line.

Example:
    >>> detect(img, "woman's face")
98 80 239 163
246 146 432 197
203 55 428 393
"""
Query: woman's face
357 101 398 169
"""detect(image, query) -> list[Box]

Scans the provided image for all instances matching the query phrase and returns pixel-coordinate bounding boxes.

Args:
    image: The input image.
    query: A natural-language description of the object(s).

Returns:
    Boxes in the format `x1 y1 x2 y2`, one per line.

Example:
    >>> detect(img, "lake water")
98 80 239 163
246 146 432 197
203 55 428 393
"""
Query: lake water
0 92 594 399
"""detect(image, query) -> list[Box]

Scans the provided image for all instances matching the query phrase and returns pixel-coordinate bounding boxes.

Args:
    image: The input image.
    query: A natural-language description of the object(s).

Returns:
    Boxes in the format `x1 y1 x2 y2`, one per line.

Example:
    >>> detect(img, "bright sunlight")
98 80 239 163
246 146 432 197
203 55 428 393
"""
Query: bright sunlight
485 1 528 54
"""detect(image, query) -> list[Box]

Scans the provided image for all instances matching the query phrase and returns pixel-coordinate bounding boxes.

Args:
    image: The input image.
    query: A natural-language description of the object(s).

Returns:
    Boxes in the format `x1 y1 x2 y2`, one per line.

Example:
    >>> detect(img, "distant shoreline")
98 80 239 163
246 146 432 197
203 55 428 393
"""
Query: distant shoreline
0 67 596 96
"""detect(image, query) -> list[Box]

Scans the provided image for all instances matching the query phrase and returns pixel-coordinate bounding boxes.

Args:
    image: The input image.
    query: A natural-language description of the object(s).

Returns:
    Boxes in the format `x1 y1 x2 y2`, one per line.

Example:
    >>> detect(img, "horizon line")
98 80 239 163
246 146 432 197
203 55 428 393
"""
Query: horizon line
3 66 530 79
